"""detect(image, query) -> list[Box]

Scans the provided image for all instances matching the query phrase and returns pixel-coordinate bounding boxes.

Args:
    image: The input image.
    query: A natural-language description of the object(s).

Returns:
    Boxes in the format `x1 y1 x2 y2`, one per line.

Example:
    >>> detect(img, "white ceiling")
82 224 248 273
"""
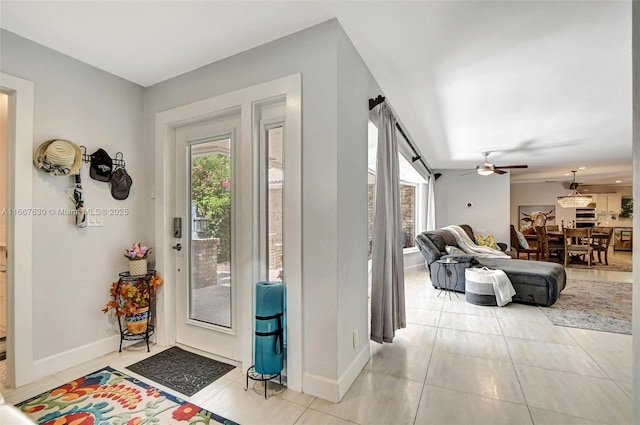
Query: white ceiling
1 1 633 186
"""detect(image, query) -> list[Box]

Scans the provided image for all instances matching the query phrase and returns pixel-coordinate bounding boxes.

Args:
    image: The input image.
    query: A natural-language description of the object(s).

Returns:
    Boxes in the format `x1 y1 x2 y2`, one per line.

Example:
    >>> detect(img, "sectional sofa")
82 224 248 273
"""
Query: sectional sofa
415 225 566 307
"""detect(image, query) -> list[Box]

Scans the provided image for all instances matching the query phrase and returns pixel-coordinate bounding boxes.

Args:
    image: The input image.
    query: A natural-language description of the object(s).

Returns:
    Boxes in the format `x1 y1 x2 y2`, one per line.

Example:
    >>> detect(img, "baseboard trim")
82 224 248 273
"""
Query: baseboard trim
404 262 427 273
302 343 370 402
338 343 370 401
31 335 121 382
303 371 339 402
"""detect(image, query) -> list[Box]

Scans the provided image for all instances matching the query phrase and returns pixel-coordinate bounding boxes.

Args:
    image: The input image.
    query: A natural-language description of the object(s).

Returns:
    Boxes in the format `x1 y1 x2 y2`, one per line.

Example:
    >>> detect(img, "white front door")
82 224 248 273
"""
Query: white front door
174 111 247 361
156 74 302 388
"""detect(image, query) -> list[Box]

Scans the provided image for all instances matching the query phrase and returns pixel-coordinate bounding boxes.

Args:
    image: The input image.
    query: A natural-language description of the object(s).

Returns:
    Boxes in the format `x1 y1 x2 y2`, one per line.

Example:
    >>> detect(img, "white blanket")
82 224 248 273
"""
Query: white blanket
465 267 516 307
488 268 516 306
442 225 511 259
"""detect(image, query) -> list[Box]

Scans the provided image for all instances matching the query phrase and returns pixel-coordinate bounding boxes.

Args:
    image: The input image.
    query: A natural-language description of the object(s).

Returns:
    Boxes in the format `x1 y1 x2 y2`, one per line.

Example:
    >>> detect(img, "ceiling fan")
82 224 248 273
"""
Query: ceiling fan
476 151 528 176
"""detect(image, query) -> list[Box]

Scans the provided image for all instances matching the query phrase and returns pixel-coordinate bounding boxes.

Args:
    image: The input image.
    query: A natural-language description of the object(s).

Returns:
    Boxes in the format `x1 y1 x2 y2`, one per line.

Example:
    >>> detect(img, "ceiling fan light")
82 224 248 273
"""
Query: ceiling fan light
476 164 494 176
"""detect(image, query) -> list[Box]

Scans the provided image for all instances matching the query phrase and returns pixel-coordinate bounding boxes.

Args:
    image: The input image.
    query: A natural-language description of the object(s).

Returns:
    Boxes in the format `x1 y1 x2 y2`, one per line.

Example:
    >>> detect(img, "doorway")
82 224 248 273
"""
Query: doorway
154 75 303 390
0 72 35 389
0 92 7 386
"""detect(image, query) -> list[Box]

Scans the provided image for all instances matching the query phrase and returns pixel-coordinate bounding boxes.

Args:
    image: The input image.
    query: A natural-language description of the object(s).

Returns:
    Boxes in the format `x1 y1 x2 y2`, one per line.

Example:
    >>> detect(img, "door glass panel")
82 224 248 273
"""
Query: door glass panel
266 126 284 281
189 138 232 327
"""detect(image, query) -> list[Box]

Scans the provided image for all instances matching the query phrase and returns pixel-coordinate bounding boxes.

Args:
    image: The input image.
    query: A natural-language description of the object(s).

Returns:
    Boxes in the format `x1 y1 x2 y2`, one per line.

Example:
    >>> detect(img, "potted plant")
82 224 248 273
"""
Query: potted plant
125 242 152 276
103 273 163 334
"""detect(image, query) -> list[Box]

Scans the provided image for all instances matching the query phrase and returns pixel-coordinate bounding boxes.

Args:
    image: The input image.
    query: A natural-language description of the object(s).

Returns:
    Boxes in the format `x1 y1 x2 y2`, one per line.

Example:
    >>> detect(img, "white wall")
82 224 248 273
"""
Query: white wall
0 30 144 374
336 26 379 392
0 94 6 247
0 93 6 336
510 182 577 231
404 250 428 272
144 20 378 401
434 170 510 246
630 2 638 422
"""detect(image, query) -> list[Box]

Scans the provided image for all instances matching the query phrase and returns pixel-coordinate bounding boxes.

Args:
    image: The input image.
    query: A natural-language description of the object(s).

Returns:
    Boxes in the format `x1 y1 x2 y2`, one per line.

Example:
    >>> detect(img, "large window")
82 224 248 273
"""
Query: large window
368 121 428 259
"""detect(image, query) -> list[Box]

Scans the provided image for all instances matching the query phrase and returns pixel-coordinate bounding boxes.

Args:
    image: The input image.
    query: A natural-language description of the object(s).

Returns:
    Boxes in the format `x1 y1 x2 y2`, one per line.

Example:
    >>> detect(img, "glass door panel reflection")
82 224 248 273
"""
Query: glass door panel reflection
266 126 283 281
189 138 232 327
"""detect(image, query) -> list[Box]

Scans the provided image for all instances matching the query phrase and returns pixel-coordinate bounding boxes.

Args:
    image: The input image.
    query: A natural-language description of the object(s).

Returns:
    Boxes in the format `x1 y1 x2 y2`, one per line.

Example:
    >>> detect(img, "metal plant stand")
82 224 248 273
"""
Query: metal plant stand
245 365 282 399
115 270 156 352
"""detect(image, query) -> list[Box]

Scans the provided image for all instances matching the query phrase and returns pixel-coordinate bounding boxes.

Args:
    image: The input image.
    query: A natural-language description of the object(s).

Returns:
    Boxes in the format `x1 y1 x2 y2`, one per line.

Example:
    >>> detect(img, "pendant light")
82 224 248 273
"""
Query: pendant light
557 171 592 208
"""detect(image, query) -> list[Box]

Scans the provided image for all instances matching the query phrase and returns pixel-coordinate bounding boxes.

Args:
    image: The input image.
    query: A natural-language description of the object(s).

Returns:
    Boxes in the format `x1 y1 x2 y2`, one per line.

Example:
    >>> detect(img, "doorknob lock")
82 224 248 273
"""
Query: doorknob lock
172 243 182 251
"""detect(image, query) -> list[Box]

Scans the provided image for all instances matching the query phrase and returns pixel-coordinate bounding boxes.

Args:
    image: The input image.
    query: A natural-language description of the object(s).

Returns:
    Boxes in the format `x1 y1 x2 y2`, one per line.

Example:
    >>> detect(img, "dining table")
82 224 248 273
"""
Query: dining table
521 229 609 264
546 229 610 264
546 230 610 242
522 229 610 249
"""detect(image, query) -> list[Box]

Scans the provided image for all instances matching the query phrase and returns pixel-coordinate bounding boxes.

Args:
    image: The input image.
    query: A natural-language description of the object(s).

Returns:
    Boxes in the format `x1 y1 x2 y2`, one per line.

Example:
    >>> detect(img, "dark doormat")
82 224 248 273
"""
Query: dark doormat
126 346 235 396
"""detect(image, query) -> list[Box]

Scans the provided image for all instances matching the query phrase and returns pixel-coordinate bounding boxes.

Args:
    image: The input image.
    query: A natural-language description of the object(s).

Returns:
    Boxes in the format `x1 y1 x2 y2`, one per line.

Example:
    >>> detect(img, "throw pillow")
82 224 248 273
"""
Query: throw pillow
474 234 499 250
514 229 530 249
445 245 465 255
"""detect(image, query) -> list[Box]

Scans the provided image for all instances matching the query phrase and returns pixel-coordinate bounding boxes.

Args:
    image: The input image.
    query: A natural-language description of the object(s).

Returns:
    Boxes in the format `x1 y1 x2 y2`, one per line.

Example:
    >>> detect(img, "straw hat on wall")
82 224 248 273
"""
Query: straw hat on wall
33 139 82 175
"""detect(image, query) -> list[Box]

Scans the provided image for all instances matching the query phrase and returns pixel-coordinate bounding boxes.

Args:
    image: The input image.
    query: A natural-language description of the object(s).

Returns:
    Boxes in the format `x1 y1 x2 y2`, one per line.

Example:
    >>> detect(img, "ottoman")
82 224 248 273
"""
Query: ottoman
479 258 566 307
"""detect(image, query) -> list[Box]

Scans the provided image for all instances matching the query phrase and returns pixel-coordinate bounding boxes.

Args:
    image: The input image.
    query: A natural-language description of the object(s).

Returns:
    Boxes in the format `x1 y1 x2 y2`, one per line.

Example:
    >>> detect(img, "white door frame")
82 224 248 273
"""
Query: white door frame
155 74 302 391
0 72 34 388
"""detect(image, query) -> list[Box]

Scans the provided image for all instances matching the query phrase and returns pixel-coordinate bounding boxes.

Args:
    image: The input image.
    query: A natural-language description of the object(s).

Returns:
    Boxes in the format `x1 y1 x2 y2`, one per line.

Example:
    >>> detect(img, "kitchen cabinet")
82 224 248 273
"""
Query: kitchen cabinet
595 194 622 214
595 195 607 214
607 194 622 214
614 227 633 251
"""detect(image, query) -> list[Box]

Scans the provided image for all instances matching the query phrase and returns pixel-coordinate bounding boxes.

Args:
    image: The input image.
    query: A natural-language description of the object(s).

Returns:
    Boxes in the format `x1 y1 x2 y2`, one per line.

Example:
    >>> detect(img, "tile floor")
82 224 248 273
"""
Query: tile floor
0 260 633 424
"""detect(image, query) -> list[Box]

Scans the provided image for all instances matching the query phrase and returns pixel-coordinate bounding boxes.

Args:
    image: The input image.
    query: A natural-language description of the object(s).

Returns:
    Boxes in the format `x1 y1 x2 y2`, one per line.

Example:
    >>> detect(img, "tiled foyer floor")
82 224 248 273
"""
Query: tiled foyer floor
0 265 633 424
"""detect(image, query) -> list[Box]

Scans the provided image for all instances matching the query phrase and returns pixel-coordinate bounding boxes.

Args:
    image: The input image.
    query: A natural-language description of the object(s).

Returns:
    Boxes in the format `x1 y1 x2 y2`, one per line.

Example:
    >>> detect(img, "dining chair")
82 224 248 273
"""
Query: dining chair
563 228 593 267
543 224 561 243
591 227 613 265
510 224 539 260
535 226 564 261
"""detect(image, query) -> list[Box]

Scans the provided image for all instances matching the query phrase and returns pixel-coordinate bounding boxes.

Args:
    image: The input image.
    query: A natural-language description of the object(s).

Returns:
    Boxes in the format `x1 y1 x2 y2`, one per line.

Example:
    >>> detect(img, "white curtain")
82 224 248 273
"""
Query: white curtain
426 173 436 231
370 104 406 344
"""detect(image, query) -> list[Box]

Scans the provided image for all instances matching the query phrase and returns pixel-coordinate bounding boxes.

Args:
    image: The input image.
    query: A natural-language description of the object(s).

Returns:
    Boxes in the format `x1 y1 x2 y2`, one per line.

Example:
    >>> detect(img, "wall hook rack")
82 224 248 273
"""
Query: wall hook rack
80 146 126 169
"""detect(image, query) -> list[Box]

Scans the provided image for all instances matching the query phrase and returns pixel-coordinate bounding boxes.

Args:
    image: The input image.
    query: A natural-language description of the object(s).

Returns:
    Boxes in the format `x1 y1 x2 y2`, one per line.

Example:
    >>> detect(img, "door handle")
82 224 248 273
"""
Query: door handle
172 243 182 252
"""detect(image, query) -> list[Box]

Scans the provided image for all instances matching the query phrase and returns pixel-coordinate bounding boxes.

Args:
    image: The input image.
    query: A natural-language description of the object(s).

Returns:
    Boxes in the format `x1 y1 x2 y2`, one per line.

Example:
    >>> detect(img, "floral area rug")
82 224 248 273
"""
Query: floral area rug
541 279 631 334
15 366 239 424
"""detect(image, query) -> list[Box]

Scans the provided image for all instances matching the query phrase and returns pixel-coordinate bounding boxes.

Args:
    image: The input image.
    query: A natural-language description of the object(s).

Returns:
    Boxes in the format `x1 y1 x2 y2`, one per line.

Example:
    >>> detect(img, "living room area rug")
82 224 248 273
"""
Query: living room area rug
126 346 236 396
15 366 238 424
541 279 631 334
563 255 632 272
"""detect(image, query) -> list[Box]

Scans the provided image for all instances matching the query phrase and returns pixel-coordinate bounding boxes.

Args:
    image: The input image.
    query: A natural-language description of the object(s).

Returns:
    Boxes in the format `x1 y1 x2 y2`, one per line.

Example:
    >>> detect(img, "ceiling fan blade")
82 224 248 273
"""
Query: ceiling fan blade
494 169 508 175
494 164 528 169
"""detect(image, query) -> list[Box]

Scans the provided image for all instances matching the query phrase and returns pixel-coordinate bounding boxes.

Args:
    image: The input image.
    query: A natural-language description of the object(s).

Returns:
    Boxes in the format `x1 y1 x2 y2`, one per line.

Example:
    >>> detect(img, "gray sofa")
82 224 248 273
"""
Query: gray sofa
415 225 566 307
